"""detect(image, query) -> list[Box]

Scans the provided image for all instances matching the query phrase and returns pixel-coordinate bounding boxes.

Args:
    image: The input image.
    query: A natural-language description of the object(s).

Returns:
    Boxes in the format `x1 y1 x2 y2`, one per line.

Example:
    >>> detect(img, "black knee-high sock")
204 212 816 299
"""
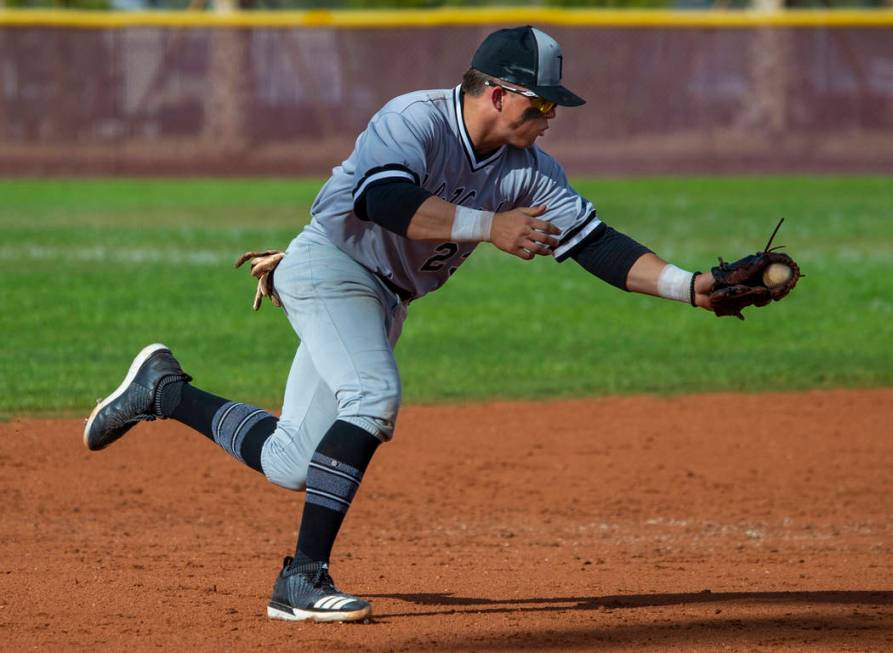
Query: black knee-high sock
169 384 227 438
295 420 381 565
166 384 277 474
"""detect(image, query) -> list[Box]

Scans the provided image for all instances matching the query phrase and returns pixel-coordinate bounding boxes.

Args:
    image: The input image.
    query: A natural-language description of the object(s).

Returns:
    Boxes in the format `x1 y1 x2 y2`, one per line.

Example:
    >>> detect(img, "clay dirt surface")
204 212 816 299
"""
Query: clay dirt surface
1 389 891 652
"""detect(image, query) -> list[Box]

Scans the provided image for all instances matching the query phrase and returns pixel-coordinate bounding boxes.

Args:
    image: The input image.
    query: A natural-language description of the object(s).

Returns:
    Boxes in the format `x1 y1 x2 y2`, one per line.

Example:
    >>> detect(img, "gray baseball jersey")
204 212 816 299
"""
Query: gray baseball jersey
304 86 600 300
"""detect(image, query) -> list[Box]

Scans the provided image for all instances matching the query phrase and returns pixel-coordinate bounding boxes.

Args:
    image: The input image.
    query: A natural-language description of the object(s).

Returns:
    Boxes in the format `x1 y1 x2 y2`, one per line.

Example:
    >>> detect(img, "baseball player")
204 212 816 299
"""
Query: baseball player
84 26 795 623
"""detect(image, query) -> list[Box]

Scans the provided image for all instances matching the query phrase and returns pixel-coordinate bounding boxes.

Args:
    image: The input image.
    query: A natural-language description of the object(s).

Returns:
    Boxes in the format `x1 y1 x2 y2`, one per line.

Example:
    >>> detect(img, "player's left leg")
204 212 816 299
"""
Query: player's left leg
262 234 406 623
82 344 376 624
83 351 376 624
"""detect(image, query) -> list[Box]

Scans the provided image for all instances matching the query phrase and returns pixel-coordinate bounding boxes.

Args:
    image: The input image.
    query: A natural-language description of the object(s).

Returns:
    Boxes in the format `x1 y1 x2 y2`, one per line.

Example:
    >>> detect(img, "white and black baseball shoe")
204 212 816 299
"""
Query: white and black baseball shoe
83 343 192 451
267 556 372 623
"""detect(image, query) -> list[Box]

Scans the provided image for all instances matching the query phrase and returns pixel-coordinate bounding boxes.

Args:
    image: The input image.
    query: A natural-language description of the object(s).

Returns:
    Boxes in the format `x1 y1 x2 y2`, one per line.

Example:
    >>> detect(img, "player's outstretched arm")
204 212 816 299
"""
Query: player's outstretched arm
623 244 801 319
626 252 715 310
570 228 716 310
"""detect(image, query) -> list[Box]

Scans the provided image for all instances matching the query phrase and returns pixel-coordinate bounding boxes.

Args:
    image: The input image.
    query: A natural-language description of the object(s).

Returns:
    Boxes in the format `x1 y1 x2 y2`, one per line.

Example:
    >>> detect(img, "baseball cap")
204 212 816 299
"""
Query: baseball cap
471 26 585 107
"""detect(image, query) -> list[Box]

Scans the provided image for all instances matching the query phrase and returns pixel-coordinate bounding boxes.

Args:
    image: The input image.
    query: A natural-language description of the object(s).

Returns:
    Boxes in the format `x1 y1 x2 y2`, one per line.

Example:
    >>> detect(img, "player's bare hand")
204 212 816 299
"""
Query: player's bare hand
235 249 285 310
692 271 716 310
490 205 561 260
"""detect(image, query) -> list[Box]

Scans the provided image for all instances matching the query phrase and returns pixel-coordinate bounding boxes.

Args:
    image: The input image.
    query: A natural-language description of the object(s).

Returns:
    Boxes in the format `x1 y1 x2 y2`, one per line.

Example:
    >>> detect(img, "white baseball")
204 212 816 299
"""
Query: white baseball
763 262 792 288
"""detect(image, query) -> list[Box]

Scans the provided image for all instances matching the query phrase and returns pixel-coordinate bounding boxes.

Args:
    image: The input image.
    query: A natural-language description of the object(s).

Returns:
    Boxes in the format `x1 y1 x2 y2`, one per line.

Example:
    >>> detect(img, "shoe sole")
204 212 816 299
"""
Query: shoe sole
83 343 170 451
267 603 372 623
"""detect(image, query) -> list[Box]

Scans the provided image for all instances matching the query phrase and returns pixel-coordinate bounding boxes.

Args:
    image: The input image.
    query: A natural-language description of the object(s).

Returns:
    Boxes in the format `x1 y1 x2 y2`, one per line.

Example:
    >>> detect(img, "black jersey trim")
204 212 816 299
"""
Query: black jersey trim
559 222 606 262
554 211 603 262
362 180 432 235
352 163 421 220
453 86 506 172
352 163 420 201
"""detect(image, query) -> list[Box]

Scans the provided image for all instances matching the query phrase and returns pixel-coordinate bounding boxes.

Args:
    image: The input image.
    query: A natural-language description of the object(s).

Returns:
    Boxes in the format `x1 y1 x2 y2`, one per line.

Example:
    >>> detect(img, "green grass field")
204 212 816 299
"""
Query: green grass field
1 176 891 416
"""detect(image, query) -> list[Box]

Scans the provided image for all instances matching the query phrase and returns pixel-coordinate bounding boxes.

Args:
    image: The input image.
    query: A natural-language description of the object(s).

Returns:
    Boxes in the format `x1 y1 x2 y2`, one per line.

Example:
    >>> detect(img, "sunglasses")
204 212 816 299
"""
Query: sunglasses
484 80 557 115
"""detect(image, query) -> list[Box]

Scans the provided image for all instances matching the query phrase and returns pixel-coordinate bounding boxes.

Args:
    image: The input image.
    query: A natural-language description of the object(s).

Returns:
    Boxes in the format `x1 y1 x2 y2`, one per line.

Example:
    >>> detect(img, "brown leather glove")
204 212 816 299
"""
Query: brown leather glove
709 219 801 320
234 249 284 311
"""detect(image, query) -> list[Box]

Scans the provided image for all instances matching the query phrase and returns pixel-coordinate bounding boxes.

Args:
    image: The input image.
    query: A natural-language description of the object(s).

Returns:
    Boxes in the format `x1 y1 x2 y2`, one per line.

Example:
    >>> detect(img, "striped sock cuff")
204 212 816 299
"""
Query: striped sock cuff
305 452 364 514
211 401 272 465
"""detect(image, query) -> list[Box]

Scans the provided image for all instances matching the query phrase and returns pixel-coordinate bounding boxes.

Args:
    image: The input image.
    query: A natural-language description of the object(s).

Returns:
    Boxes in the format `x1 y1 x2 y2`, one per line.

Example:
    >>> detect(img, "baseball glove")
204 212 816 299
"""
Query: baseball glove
235 249 284 311
709 219 801 320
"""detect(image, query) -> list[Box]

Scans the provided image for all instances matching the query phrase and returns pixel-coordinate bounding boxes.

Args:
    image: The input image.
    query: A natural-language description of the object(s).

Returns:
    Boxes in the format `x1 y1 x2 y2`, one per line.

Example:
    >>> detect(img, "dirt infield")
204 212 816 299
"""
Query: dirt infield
2 389 891 652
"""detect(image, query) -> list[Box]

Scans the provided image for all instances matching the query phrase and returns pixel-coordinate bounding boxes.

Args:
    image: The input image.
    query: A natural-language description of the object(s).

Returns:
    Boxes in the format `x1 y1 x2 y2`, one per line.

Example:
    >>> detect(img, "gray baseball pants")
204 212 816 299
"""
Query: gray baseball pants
259 229 407 491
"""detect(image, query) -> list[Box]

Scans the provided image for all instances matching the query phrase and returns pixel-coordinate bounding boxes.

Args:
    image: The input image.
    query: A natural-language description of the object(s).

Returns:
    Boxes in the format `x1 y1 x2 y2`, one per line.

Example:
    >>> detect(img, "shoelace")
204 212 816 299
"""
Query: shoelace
310 567 337 592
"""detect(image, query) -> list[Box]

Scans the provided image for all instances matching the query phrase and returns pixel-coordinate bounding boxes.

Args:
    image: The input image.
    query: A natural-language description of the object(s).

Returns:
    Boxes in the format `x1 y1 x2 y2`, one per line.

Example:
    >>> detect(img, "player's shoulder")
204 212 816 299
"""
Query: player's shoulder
507 143 566 178
530 144 563 170
376 88 453 125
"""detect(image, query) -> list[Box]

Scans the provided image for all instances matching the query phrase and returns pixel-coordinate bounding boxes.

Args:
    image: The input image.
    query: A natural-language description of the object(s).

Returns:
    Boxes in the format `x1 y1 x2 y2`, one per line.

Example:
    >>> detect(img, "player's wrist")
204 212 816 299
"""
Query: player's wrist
451 205 494 242
657 263 697 304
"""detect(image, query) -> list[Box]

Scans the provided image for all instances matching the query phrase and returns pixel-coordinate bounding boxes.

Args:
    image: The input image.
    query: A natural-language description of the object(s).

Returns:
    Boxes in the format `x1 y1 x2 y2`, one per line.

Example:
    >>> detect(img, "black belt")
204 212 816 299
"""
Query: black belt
377 274 413 303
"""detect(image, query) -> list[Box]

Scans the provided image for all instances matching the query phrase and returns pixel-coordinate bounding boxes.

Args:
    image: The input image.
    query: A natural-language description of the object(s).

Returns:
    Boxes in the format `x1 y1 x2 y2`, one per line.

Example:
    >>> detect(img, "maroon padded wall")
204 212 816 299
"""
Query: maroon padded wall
1 24 891 175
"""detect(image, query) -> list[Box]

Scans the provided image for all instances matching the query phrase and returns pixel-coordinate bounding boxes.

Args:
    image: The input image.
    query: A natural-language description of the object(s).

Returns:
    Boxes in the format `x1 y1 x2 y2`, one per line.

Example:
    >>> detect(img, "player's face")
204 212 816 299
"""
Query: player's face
506 101 555 148
493 84 556 148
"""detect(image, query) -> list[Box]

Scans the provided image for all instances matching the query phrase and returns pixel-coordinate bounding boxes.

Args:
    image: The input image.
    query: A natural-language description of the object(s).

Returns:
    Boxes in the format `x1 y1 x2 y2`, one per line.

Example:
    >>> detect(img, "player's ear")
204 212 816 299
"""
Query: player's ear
490 86 503 111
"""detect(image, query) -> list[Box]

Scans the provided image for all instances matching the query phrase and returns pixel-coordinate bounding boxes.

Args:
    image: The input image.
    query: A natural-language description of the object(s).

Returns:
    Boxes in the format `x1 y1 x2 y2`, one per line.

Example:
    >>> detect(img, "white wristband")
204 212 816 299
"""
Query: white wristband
657 264 695 303
451 206 495 242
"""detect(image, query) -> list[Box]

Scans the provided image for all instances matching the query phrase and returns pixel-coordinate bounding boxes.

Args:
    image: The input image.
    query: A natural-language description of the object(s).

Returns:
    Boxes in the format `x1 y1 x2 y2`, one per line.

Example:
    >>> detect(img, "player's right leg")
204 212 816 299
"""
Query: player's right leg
83 347 278 474
83 343 193 451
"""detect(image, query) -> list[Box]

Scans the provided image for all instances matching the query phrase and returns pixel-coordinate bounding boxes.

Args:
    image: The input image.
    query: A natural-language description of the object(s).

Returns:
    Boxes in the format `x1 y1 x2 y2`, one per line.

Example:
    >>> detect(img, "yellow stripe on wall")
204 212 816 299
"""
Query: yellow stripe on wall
1 7 893 29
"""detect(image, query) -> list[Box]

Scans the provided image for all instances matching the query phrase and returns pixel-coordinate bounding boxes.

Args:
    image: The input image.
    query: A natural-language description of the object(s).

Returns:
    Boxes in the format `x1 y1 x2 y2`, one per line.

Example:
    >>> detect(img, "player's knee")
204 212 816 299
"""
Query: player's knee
338 383 402 442
263 459 308 492
268 472 306 492
259 425 311 492
339 415 396 442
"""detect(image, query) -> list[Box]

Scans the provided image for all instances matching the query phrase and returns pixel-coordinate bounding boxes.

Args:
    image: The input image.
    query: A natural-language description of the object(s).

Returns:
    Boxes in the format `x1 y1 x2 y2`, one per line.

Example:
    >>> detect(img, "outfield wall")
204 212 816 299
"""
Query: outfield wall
1 9 892 175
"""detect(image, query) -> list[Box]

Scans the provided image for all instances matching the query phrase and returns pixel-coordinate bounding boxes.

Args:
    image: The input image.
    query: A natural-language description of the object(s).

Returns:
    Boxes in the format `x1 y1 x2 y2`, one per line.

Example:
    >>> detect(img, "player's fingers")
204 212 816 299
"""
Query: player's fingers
234 251 254 268
250 260 272 277
519 205 547 218
523 238 552 256
249 252 284 278
263 274 280 301
516 247 535 261
236 249 280 268
252 285 263 311
528 230 559 249
529 218 561 235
